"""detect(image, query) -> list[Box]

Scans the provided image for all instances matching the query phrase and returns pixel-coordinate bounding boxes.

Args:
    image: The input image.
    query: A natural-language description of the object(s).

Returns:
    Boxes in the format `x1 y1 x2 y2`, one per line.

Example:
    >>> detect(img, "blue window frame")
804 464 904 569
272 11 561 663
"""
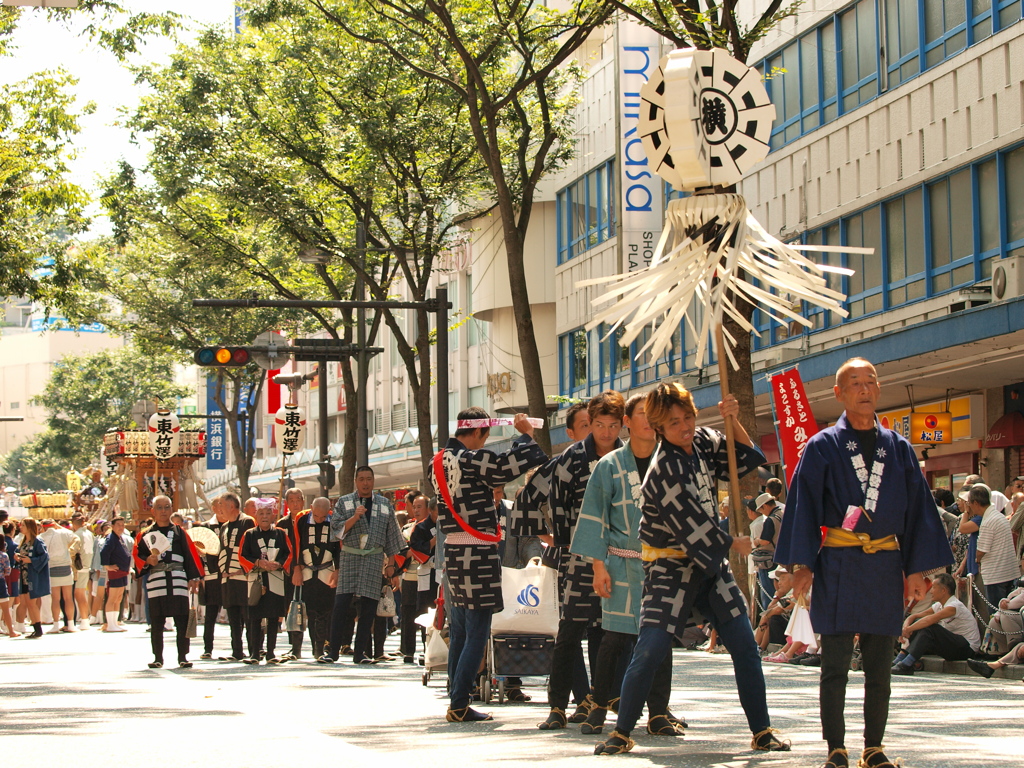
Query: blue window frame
556 159 617 264
750 141 1024 350
559 328 589 397
760 0 1024 152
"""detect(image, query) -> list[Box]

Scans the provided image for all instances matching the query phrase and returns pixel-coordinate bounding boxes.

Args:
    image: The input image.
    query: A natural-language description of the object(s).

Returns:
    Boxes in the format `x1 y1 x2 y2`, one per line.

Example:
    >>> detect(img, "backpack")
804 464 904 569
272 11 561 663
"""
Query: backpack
751 509 783 571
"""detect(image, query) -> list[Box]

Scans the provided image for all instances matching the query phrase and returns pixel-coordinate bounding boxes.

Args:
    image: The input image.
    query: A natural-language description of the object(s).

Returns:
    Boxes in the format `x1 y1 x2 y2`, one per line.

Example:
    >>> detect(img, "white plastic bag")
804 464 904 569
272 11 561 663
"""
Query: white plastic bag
425 626 448 668
490 559 559 636
784 596 818 651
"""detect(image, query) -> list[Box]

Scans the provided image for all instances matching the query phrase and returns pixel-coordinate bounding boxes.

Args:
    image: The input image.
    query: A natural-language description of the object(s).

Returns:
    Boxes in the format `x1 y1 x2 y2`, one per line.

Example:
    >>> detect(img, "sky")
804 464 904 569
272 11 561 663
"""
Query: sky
2 1 236 231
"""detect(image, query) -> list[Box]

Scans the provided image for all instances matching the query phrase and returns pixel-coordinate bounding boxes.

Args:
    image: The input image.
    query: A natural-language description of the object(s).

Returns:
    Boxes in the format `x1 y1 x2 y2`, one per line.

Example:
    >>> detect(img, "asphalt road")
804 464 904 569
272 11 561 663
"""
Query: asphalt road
2 624 1021 768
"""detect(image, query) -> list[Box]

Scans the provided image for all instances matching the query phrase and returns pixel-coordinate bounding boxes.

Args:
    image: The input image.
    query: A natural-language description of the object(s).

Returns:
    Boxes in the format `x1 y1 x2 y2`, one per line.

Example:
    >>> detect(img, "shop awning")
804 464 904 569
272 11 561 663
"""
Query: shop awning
984 411 1024 448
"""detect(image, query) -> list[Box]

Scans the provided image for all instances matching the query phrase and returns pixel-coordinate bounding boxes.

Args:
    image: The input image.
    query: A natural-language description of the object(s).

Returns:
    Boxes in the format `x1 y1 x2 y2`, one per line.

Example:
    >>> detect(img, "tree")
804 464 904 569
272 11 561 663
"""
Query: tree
298 0 618 454
12 345 190 486
0 69 95 316
615 0 800 598
89 235 307 501
1 436 71 491
104 16 487 489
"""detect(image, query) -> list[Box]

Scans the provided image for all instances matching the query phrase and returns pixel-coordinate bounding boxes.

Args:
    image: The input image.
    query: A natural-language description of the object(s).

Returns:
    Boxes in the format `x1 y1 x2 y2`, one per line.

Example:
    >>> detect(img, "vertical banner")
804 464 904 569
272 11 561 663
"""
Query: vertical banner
235 383 258 455
770 368 819 487
619 19 665 272
206 377 226 471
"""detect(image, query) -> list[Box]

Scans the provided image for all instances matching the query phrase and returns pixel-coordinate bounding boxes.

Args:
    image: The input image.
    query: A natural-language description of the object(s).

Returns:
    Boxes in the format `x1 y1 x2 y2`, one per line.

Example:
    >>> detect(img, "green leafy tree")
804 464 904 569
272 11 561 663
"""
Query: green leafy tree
0 69 95 316
11 345 190 487
293 0 618 454
104 16 487 489
90 235 307 501
1 437 70 492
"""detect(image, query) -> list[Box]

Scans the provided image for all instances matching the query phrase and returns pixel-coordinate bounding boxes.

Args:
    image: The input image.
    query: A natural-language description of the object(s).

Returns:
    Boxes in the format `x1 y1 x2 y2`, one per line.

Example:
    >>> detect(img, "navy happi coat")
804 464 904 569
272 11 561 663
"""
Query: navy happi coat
775 414 953 636
639 429 762 635
433 435 546 612
549 434 623 622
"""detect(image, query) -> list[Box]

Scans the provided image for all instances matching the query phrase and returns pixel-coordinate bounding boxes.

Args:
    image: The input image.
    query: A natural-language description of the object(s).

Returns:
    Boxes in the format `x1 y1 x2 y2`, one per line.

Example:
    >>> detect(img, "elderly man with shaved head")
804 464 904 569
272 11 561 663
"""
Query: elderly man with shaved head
133 496 204 669
776 358 954 768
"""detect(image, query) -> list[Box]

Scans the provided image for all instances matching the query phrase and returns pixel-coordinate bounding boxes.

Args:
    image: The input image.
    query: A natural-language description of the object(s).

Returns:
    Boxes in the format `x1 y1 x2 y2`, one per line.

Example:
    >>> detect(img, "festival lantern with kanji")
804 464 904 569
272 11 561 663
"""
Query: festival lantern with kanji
581 47 871 508
148 408 181 461
274 404 306 455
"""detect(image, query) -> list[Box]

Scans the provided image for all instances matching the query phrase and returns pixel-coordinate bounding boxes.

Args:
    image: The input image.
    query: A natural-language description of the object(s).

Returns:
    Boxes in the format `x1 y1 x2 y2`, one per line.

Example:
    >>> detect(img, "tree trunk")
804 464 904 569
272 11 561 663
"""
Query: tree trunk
415 306 434 491
496 202 552 456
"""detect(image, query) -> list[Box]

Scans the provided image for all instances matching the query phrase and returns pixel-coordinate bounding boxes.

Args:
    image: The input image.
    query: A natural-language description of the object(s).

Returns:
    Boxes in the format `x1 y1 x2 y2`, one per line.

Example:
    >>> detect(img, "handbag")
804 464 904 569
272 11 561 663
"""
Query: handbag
186 594 198 639
377 584 396 617
247 576 264 607
491 558 559 636
285 585 308 633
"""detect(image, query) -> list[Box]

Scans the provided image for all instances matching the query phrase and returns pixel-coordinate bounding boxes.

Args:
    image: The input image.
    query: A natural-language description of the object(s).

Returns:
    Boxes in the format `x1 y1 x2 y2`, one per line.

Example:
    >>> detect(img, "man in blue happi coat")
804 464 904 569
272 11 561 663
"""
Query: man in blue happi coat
776 358 953 768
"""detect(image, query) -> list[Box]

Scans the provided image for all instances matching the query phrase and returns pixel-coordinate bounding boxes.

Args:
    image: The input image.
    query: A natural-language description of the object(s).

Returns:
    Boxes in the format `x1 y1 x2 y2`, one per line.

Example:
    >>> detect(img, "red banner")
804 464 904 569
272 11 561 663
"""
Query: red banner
770 368 819 487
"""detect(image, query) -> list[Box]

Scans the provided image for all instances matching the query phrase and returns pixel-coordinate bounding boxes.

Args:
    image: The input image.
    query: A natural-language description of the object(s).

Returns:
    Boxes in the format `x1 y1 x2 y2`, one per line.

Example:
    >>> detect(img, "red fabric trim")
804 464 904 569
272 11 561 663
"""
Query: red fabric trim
432 450 501 544
132 530 146 574
183 529 206 578
281 531 293 575
237 529 255 573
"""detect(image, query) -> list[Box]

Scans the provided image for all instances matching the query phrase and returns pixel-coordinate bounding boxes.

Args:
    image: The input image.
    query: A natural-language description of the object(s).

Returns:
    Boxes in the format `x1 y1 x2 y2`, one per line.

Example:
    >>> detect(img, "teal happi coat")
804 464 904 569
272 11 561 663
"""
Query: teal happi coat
569 443 646 635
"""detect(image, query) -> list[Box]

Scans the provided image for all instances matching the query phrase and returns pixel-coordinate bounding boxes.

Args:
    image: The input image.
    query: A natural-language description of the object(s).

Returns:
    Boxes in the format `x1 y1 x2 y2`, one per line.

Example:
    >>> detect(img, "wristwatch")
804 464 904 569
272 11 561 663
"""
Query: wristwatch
791 564 809 573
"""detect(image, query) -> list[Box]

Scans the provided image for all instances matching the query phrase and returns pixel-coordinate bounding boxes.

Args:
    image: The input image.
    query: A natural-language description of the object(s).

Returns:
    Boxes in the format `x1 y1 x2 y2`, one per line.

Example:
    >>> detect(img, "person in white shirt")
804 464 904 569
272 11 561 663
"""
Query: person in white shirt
972 485 1021 606
891 573 980 674
71 513 95 631
39 520 80 633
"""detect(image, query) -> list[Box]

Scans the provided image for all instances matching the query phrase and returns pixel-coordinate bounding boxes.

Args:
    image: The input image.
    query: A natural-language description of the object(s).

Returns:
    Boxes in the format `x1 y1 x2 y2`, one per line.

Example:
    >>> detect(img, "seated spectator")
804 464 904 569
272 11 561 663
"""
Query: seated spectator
755 565 794 652
966 642 1024 678
891 573 980 675
979 586 1024 657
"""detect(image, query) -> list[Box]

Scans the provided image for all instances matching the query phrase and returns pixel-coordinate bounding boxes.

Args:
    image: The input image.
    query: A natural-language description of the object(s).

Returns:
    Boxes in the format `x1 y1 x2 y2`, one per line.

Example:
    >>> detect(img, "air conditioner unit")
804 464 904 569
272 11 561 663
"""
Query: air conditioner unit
762 347 801 369
991 255 1024 302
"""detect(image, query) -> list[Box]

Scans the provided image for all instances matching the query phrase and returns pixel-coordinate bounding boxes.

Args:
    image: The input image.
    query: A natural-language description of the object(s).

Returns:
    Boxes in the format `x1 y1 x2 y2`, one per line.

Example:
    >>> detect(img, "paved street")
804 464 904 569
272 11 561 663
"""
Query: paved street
2 625 1021 768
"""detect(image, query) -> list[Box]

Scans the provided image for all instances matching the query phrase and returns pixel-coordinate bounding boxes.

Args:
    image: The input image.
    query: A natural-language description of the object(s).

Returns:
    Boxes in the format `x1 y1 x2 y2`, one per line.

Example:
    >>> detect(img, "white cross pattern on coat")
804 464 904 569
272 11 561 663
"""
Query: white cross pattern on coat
660 480 684 510
686 518 716 549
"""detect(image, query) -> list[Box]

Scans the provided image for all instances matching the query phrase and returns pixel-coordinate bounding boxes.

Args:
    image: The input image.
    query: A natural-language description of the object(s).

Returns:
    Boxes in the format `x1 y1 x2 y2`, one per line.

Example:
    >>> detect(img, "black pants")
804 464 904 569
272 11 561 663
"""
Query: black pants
203 602 221 654
226 605 248 659
373 614 389 658
593 630 671 715
549 618 604 710
149 605 189 664
820 633 894 751
247 614 281 660
906 624 972 661
327 593 378 662
400 579 423 657
306 606 331 658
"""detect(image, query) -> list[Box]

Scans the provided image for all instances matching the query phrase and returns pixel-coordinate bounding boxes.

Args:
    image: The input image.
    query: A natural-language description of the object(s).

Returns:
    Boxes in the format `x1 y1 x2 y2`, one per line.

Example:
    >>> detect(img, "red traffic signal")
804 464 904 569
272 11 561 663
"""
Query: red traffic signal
194 346 251 367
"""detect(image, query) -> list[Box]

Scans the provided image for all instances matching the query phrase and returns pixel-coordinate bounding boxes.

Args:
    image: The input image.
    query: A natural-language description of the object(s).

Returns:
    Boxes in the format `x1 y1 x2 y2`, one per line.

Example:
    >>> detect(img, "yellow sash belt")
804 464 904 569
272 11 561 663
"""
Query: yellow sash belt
822 527 899 554
641 544 689 562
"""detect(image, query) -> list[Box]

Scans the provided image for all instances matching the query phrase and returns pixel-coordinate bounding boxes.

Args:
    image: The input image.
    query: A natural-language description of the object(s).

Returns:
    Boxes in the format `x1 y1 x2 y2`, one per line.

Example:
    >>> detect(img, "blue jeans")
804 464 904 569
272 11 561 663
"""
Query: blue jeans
616 572 770 736
447 604 492 710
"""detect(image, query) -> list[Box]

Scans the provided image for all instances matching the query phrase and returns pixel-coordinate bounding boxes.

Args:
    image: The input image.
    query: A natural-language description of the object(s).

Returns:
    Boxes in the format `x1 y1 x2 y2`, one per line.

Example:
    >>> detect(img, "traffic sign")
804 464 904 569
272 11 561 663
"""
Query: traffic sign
251 331 289 370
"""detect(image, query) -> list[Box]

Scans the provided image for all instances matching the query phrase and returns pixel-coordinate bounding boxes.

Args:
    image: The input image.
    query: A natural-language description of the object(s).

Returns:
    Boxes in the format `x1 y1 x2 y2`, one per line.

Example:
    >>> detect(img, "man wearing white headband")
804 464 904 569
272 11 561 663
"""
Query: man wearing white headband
433 407 547 723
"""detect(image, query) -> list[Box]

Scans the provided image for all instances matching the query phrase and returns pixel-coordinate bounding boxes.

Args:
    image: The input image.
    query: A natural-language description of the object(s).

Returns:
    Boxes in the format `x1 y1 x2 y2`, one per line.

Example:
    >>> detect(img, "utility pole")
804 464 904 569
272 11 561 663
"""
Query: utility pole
356 221 369 468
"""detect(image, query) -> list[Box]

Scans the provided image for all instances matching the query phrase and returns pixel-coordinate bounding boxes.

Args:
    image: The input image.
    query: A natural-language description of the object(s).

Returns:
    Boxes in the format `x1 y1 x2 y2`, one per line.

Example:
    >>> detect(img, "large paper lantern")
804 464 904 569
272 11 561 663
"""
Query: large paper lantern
148 409 181 461
274 404 306 455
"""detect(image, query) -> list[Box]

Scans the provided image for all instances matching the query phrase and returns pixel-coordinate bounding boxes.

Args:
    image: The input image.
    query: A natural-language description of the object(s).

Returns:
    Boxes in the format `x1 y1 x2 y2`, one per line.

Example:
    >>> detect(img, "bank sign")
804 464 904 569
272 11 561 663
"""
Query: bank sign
619 21 665 273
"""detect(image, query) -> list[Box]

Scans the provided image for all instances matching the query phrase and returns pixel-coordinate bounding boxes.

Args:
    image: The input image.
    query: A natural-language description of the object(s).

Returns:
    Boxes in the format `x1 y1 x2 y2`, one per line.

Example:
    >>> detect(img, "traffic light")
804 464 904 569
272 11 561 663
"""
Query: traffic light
317 461 336 492
193 346 252 367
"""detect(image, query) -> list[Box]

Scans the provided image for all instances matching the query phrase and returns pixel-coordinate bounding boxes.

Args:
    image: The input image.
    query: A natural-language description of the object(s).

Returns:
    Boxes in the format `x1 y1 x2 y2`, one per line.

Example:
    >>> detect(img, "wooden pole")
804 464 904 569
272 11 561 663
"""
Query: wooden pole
715 323 743 517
